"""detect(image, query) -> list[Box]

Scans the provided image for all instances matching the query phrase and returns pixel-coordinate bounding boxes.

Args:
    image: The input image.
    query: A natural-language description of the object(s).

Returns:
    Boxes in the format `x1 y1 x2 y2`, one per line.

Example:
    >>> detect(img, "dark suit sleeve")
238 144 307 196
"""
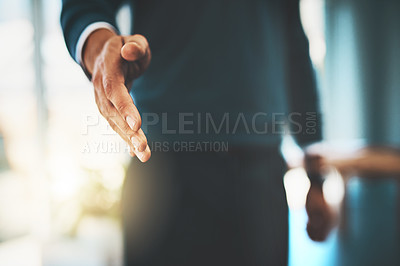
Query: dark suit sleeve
60 0 125 60
284 0 323 147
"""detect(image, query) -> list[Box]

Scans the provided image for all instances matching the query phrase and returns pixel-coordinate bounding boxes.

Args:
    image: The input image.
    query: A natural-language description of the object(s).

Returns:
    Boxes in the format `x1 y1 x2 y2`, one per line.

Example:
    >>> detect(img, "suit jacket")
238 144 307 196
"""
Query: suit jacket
61 0 322 146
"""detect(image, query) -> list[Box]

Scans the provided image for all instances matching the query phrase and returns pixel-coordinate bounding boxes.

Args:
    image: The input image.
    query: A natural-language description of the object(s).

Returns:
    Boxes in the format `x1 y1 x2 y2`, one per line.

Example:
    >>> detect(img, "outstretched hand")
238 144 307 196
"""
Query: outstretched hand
83 29 152 162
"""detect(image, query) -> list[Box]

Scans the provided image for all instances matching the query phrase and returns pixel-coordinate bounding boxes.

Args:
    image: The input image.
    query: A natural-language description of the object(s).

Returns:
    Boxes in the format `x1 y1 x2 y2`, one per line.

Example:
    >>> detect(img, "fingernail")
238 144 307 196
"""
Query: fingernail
138 146 149 161
126 116 136 131
137 152 144 161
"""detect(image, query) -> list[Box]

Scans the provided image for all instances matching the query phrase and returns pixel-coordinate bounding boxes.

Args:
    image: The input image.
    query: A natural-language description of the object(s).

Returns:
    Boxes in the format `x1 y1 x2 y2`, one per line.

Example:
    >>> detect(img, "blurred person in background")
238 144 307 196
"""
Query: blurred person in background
61 0 326 265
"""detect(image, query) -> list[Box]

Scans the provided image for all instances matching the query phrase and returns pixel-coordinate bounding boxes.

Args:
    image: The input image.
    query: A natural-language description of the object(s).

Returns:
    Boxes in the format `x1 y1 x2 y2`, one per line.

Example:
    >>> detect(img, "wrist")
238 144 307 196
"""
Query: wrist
83 28 117 76
308 173 325 187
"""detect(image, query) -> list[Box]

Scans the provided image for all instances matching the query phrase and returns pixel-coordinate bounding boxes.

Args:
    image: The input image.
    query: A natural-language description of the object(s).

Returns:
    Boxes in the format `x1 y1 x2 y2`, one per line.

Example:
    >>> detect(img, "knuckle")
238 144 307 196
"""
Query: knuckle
97 60 105 70
127 133 135 143
115 99 130 113
104 36 122 52
135 34 148 45
92 74 100 85
108 111 119 121
93 77 104 91
103 77 115 98
120 123 131 133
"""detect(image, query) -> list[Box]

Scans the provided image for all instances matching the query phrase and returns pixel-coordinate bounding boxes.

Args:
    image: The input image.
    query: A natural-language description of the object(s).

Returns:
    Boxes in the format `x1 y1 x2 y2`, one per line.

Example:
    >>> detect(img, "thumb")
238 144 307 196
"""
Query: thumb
121 34 149 62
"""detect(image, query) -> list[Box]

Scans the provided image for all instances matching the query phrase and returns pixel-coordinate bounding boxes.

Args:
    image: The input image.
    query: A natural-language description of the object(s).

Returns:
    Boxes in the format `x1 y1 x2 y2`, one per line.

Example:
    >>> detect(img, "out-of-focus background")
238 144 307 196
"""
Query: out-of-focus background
0 0 399 265
0 1 130 265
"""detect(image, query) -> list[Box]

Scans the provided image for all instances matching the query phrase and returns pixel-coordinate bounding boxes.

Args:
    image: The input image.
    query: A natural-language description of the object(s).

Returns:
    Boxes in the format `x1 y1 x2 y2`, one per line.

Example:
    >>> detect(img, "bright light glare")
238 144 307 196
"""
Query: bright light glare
300 0 326 68
309 36 326 67
0 237 42 266
284 168 311 210
323 168 345 206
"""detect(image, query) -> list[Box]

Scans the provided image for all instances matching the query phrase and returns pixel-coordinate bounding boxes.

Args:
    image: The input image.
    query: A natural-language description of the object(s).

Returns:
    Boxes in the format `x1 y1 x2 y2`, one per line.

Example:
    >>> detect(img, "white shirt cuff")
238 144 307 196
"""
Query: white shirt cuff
75 22 118 77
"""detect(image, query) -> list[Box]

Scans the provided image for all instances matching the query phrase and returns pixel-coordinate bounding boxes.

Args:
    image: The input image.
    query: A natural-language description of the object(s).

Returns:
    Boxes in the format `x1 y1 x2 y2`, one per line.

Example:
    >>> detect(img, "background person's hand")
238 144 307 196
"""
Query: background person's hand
303 153 337 241
83 29 152 162
305 184 336 241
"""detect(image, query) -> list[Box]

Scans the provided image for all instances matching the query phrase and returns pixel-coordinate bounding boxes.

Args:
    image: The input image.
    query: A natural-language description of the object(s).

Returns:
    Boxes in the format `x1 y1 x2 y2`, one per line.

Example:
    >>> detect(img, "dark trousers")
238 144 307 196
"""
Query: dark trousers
122 147 288 266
